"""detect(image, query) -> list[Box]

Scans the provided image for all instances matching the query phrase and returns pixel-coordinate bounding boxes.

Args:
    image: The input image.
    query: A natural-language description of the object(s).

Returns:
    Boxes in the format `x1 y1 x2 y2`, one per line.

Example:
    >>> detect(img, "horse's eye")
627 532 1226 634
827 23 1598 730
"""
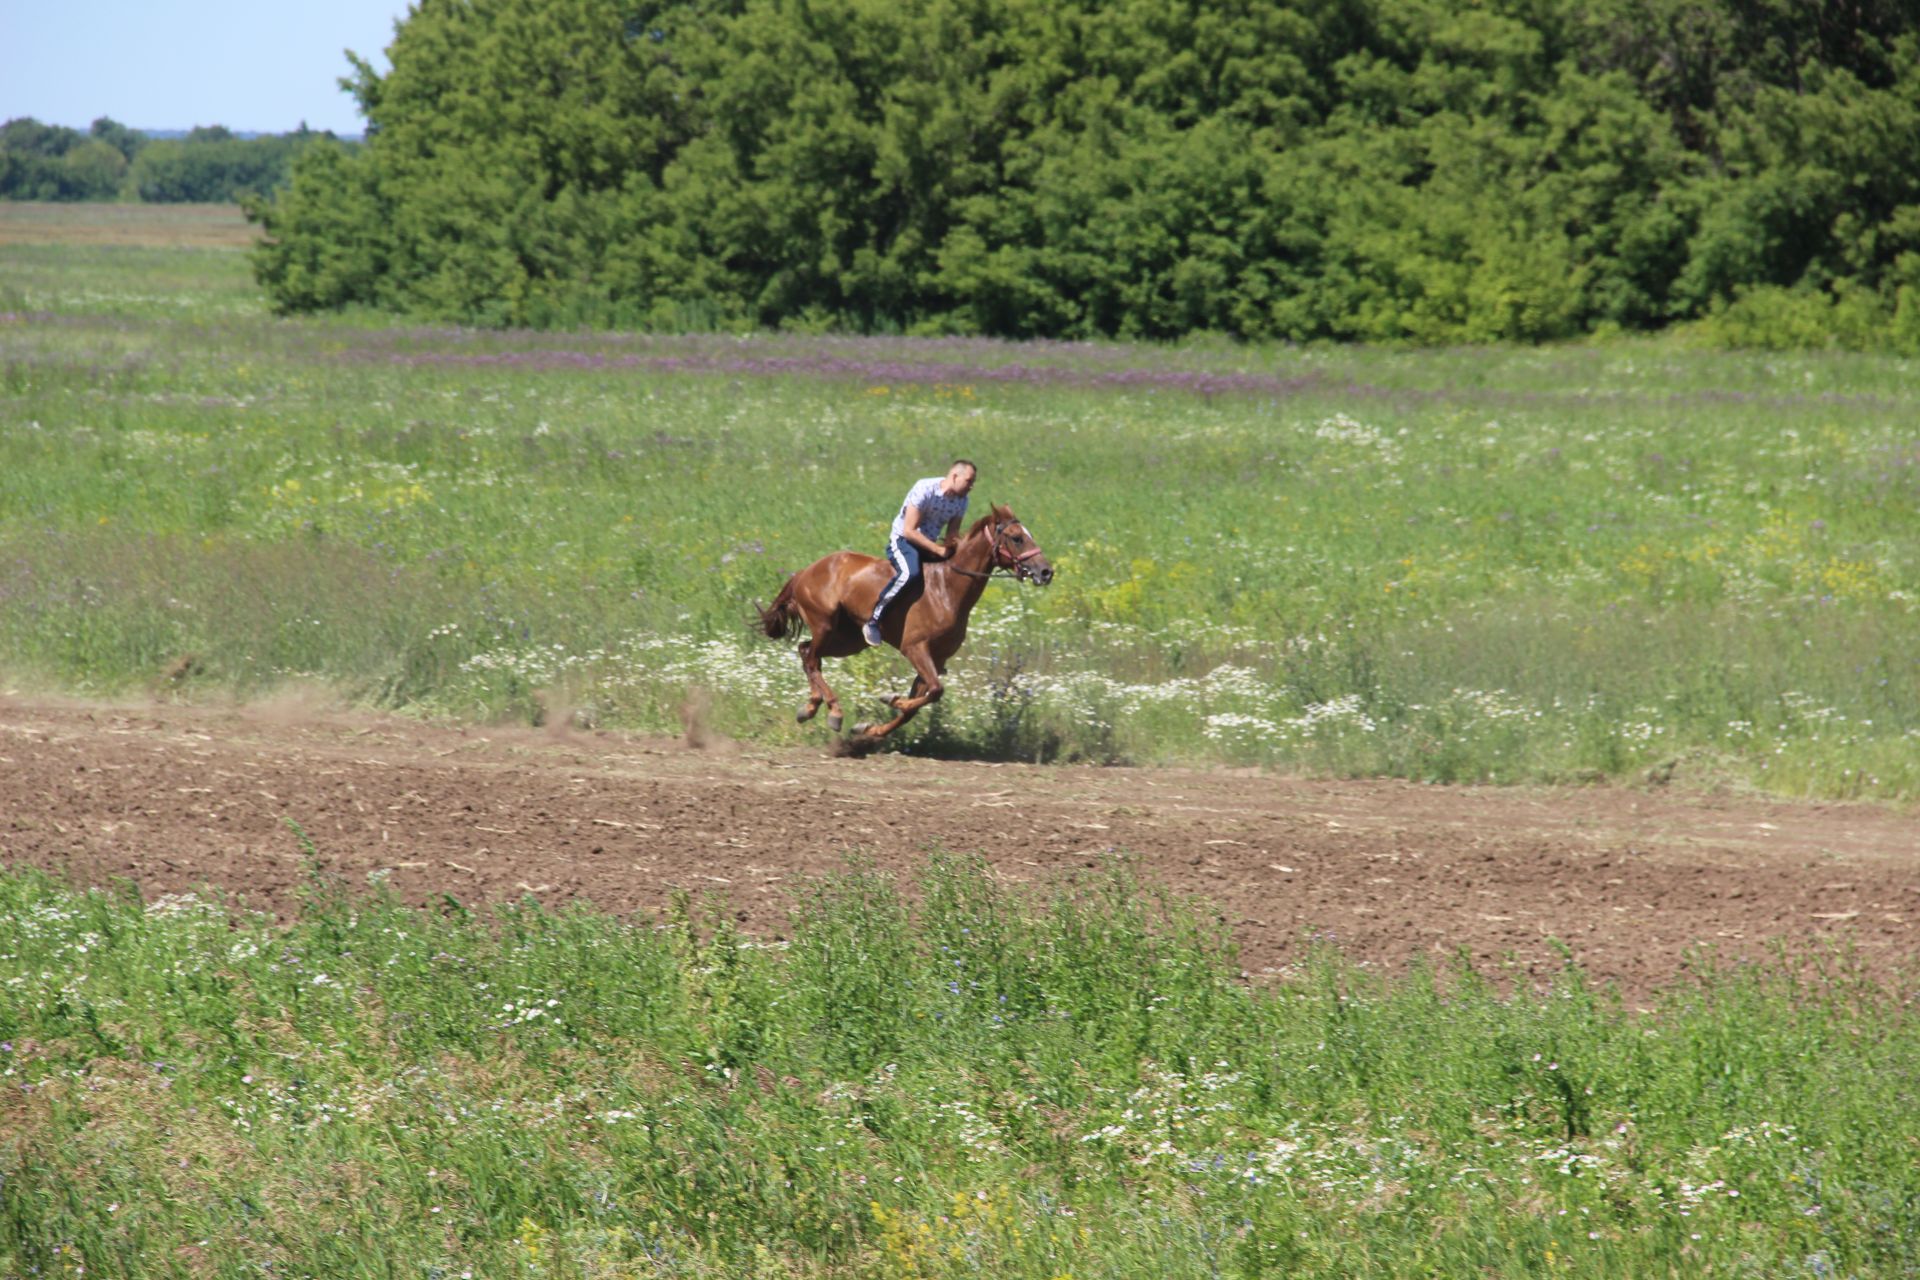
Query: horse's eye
1013 534 1025 543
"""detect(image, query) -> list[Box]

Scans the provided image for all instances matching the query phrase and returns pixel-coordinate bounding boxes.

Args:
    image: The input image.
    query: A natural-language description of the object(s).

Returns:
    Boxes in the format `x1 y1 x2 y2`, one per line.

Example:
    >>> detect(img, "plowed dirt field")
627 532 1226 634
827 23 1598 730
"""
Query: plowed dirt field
4 694 1915 1000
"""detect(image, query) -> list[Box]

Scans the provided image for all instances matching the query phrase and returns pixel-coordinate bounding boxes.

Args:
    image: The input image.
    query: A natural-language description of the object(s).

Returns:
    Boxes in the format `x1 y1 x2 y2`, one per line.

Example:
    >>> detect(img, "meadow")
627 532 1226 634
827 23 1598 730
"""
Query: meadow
4 205 1920 1279
2 855 1916 1279
3 204 1919 799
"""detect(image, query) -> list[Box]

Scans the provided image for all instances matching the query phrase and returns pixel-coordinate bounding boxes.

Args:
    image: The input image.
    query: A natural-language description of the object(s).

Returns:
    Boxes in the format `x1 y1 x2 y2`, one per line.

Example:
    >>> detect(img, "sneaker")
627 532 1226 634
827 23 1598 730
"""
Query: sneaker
862 621 884 647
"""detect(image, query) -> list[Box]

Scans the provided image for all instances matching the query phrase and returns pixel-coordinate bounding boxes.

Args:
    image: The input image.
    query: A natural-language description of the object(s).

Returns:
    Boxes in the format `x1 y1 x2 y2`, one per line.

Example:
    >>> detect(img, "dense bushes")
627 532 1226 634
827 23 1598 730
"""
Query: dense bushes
127 126 327 203
0 118 139 201
0 118 348 203
249 0 1920 345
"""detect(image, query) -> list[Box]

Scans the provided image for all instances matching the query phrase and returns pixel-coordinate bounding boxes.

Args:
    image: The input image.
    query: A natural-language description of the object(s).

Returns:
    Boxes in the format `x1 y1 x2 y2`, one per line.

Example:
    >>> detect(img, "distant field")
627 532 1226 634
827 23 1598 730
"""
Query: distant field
0 200 257 248
2 202 1917 798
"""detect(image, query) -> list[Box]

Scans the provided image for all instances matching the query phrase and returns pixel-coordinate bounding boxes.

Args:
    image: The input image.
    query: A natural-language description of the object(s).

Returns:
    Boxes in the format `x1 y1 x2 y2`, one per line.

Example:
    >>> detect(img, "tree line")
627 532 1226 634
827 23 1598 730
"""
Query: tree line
0 118 351 204
240 0 1917 347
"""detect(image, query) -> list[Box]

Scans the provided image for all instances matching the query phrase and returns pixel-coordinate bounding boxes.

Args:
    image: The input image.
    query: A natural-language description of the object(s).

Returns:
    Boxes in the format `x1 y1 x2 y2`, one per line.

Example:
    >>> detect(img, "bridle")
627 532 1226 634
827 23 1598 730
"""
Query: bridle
951 520 1046 581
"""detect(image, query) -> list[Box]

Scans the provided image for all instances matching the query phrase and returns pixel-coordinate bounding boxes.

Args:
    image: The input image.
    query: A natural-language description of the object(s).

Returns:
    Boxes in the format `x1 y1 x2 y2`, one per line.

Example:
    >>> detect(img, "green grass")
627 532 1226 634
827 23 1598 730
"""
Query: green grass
0 856 1914 1278
6 207 1916 1278
1 207 1917 798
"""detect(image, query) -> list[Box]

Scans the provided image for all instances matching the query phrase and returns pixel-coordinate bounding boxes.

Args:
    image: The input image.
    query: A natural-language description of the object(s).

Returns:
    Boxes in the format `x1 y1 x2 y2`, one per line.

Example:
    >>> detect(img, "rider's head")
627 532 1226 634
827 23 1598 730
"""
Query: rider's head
945 459 978 495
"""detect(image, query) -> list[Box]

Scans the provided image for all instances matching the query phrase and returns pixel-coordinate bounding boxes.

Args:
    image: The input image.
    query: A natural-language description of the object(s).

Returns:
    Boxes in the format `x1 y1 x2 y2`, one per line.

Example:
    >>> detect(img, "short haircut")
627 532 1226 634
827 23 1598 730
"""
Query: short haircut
950 458 978 474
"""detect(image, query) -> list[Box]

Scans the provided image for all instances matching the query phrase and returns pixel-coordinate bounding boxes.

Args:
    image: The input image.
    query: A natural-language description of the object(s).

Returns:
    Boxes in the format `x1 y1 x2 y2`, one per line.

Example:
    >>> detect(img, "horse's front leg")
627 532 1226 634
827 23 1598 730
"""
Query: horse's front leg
887 675 928 711
855 646 943 740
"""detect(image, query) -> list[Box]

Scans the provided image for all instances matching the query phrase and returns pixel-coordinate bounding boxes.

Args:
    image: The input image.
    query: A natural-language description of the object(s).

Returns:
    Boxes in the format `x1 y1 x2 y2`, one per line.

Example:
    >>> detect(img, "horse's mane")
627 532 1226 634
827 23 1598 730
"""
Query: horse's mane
964 504 1014 540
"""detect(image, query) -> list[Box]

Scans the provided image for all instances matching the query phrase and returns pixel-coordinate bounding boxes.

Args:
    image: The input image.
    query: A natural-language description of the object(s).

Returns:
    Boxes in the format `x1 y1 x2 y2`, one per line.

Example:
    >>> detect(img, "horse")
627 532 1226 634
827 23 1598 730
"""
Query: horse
755 504 1054 742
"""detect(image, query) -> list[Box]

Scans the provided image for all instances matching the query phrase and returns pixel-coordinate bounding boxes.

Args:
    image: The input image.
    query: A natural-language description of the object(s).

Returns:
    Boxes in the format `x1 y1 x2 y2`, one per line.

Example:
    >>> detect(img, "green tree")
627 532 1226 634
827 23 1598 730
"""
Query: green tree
0 117 123 199
58 139 127 200
89 116 147 163
248 141 392 312
129 129 331 202
248 0 1920 347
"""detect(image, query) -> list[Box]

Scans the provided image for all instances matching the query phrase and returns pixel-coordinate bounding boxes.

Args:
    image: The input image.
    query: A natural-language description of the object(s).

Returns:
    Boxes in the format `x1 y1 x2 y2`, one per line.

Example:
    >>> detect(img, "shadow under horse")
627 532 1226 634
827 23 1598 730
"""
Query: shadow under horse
755 505 1054 743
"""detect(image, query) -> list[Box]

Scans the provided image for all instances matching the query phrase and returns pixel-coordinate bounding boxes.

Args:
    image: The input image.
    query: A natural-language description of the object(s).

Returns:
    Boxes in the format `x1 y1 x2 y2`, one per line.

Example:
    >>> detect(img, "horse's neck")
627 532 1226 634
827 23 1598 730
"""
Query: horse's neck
957 527 996 574
937 530 996 612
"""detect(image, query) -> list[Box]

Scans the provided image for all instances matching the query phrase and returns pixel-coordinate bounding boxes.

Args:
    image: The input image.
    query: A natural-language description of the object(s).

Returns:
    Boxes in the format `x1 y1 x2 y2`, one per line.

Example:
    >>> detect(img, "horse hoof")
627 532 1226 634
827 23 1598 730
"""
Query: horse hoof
796 706 816 724
828 712 844 732
852 722 872 736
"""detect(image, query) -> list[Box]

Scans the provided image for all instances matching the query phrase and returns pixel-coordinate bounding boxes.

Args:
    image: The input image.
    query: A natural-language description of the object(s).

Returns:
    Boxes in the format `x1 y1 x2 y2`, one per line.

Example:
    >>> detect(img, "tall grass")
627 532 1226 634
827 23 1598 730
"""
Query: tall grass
1 856 1914 1278
1 209 1917 796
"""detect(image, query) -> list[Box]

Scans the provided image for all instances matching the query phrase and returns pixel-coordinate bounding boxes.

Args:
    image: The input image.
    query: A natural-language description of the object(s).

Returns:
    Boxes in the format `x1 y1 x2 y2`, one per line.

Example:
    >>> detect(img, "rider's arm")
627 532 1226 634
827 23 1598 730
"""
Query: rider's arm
899 506 947 558
942 515 963 549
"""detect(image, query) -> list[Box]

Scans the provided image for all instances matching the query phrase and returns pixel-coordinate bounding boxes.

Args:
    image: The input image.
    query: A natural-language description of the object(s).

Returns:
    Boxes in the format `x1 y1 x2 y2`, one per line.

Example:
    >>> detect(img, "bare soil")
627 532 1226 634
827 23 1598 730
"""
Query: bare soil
3 694 1915 1001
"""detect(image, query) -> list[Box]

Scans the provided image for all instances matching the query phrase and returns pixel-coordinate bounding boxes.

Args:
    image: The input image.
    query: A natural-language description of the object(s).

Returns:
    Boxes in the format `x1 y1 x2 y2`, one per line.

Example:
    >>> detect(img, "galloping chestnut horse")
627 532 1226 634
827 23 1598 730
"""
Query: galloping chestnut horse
756 505 1053 742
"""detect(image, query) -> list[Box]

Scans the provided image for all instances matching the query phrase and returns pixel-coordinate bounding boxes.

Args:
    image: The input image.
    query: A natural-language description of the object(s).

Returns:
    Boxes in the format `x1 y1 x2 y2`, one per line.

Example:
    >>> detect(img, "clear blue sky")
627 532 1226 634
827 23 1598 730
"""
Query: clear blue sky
1 1 409 136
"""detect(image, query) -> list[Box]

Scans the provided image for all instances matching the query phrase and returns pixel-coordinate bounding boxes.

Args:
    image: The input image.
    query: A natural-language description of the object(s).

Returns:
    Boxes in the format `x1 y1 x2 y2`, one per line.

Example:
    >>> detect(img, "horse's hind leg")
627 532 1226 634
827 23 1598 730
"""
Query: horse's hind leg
795 634 844 732
793 638 822 723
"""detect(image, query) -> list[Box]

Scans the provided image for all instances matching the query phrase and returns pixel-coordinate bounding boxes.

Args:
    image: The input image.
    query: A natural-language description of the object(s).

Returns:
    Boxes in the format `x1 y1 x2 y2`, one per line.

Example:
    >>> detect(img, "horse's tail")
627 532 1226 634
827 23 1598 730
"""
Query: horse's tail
755 575 799 640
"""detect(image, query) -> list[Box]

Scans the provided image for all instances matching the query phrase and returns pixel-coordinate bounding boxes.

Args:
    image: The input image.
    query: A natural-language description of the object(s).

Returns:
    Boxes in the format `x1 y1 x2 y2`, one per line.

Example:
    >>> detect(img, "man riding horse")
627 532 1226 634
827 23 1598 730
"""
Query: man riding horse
866 460 977 648
756 463 1053 743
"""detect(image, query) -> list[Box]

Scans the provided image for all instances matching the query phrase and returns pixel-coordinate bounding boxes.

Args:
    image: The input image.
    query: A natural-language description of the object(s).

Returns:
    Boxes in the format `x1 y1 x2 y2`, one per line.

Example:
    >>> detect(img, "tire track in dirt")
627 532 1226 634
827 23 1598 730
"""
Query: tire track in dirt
3 694 1915 1000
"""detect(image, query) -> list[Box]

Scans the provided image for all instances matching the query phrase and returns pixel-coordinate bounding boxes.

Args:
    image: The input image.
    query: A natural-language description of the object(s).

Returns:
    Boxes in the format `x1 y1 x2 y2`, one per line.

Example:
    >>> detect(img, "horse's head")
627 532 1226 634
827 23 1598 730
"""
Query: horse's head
987 506 1054 586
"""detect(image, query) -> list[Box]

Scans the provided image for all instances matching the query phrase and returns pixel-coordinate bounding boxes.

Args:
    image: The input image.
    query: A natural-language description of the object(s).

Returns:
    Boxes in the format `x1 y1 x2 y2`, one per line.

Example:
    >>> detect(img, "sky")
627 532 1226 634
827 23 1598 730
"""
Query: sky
1 1 409 136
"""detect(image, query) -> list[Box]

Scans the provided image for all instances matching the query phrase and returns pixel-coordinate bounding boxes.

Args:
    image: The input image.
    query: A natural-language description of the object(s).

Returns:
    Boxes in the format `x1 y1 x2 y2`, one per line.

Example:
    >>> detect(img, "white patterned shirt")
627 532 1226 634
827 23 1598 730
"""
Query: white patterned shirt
890 476 970 541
